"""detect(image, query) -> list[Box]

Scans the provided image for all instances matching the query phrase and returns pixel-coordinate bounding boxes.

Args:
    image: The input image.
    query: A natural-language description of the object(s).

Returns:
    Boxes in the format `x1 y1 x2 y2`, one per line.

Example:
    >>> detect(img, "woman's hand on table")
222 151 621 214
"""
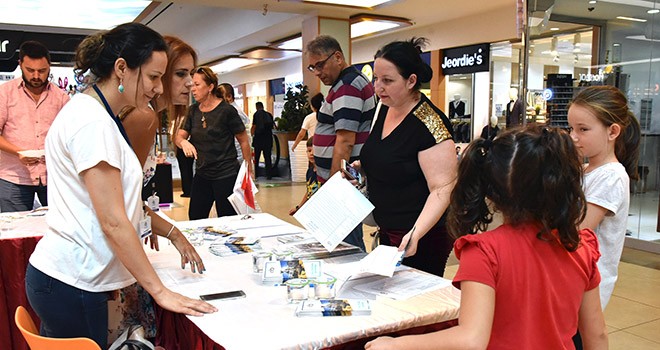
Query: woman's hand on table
364 336 397 350
153 289 218 316
170 230 206 274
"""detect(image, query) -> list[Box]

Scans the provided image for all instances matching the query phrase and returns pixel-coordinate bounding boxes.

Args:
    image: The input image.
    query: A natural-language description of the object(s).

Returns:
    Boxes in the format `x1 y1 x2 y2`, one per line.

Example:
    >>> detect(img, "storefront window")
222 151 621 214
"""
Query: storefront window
526 0 660 248
246 81 267 119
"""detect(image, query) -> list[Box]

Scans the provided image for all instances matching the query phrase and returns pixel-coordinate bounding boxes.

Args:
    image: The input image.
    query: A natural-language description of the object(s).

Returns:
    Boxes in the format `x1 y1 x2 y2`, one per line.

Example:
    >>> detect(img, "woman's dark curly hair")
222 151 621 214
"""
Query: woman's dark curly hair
75 22 167 84
447 125 586 251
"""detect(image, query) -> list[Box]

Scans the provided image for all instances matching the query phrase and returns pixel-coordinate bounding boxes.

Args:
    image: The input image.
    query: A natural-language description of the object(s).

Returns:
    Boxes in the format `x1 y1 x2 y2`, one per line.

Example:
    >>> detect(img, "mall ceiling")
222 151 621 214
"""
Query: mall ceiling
143 0 515 65
0 0 513 70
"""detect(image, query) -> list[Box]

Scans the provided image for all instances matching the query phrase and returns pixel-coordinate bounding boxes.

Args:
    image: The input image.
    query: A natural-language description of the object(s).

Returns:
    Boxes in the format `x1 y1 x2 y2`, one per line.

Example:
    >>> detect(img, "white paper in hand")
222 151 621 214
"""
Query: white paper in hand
293 172 374 252
357 245 404 277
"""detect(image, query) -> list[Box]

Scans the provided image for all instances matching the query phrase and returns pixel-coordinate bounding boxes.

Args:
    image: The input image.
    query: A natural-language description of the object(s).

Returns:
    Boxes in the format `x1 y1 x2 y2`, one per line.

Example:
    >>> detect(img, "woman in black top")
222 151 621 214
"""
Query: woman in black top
175 66 252 219
358 38 457 277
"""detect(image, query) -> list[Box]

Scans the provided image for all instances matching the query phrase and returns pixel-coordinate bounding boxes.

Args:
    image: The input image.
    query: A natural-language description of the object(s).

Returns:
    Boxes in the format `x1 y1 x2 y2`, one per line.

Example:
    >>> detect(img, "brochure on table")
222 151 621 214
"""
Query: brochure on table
172 213 305 239
293 172 374 252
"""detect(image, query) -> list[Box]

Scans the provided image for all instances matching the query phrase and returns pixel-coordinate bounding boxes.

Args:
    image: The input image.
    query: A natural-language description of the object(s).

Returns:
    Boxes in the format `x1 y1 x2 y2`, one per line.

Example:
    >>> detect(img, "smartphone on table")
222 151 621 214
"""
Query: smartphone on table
200 290 246 301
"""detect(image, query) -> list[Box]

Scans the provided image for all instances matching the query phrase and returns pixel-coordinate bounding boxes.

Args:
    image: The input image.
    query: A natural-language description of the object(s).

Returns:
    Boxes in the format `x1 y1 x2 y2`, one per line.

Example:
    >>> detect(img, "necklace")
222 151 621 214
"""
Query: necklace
201 112 207 129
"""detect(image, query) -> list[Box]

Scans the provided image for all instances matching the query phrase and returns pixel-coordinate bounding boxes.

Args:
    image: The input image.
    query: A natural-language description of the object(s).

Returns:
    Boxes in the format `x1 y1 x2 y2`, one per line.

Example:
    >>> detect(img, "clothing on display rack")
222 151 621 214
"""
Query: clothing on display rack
505 88 523 127
505 99 523 127
448 99 466 118
450 118 471 143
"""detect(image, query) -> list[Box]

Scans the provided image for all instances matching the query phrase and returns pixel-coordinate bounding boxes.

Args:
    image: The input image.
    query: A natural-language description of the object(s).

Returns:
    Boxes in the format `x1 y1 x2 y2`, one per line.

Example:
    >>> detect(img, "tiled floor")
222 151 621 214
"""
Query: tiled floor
161 181 660 349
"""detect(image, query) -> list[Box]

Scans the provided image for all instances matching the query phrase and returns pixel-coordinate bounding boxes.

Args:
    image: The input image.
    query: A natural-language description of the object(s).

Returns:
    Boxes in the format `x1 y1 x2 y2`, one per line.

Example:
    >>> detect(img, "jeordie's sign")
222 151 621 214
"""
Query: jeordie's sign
441 43 490 75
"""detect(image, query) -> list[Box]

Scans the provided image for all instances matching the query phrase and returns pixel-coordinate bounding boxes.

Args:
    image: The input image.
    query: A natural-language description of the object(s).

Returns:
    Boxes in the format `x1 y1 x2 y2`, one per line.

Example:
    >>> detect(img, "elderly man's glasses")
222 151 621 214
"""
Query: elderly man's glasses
307 51 337 72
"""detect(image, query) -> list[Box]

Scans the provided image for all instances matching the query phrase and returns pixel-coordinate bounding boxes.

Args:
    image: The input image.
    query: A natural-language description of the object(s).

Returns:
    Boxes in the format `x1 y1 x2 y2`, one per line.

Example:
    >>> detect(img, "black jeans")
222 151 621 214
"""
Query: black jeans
188 174 238 220
253 135 273 178
176 148 194 196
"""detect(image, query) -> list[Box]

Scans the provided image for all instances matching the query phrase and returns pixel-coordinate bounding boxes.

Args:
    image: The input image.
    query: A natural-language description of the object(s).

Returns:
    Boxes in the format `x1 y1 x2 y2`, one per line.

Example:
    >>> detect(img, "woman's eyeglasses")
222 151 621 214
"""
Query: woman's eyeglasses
307 51 338 72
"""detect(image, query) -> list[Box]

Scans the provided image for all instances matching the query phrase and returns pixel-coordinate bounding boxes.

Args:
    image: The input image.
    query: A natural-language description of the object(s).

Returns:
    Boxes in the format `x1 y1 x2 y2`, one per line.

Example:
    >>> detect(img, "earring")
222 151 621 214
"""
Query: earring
118 79 125 94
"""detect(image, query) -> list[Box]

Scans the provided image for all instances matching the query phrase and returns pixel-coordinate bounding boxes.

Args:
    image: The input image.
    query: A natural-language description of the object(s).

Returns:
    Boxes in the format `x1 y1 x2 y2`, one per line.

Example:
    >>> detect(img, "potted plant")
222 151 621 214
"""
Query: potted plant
276 84 312 132
274 84 312 159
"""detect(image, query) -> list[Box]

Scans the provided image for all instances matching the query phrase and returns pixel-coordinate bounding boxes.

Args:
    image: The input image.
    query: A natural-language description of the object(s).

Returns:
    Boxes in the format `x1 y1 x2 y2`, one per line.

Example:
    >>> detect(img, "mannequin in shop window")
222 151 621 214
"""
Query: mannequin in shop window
506 87 523 127
448 94 465 118
480 116 500 140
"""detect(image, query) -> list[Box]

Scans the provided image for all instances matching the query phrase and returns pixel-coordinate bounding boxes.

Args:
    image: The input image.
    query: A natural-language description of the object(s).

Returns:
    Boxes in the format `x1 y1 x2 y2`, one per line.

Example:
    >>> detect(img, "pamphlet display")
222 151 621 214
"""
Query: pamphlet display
295 299 372 317
262 259 323 284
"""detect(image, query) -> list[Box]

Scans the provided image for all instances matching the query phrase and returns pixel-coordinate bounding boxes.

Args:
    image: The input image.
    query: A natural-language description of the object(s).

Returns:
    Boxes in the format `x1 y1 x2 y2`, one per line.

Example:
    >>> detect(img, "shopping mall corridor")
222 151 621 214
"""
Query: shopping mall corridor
161 181 660 350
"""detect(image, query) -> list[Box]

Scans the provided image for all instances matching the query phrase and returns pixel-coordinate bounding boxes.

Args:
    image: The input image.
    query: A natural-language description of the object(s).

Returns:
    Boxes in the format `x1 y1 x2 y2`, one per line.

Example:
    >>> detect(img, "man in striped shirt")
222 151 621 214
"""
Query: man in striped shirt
306 35 376 251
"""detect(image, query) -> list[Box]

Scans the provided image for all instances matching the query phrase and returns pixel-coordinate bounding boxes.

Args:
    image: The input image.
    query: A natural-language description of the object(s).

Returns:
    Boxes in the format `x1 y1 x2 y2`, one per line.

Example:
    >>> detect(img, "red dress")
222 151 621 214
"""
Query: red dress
453 223 600 350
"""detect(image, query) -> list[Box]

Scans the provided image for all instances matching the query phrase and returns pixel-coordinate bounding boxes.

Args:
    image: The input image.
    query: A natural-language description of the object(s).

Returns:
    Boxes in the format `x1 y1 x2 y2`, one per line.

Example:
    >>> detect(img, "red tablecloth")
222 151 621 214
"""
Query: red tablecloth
0 236 42 350
155 305 225 350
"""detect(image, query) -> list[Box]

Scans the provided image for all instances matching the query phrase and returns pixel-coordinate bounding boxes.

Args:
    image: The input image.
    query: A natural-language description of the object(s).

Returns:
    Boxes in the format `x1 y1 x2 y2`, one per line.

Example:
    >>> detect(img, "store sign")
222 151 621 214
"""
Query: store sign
579 69 605 82
441 43 490 75
0 31 24 60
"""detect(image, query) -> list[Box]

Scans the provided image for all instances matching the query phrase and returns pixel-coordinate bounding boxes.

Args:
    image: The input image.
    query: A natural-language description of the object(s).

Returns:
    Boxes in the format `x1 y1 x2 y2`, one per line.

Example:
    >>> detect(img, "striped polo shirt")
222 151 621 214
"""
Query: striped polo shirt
313 66 376 182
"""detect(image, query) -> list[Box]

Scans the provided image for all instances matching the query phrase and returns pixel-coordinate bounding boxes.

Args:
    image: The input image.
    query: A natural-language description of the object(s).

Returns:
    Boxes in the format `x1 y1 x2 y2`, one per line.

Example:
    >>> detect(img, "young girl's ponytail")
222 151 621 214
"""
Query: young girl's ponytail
617 110 641 180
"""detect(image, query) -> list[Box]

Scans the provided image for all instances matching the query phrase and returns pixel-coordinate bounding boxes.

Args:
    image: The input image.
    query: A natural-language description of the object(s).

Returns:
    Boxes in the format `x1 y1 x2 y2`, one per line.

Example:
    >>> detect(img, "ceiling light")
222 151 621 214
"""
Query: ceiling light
574 33 582 47
551 36 558 56
616 16 647 22
302 0 391 8
588 0 597 4
550 27 560 31
350 14 412 39
274 36 302 51
240 47 300 60
648 9 660 14
0 0 150 30
209 57 259 73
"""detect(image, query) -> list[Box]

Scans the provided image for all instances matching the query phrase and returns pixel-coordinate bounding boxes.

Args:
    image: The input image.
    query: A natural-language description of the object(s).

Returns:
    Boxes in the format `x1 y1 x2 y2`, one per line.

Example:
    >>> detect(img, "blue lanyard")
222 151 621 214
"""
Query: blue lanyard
92 84 132 148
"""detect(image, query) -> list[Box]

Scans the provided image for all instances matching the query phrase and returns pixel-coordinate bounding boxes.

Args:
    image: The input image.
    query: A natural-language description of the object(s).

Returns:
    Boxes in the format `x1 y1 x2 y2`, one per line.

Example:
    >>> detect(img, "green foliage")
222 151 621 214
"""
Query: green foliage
276 84 312 132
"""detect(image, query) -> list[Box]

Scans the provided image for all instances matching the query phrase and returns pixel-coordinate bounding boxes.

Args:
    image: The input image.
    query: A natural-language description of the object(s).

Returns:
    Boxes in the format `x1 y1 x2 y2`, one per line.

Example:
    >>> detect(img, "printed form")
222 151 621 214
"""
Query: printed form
293 172 374 251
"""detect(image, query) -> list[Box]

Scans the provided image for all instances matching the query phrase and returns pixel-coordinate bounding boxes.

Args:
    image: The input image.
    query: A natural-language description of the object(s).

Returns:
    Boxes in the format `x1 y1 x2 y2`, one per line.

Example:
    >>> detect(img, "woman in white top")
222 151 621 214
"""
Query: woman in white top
26 23 216 348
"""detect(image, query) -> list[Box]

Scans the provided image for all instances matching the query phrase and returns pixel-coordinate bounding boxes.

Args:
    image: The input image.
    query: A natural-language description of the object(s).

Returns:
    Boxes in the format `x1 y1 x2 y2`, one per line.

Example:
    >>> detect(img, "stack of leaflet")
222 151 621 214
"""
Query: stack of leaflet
288 141 308 183
284 239 362 260
262 259 323 284
294 299 371 317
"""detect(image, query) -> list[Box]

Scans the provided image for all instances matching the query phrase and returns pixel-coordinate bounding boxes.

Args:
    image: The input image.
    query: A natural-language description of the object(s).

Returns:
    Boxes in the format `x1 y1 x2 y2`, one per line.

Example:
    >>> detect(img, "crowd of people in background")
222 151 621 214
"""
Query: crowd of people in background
0 19 641 350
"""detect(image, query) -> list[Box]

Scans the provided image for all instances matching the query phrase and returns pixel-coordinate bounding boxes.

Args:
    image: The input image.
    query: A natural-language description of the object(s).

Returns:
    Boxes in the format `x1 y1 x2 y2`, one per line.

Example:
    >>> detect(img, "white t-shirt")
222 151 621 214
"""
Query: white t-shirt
302 112 318 138
30 94 143 292
583 162 630 308
232 101 250 162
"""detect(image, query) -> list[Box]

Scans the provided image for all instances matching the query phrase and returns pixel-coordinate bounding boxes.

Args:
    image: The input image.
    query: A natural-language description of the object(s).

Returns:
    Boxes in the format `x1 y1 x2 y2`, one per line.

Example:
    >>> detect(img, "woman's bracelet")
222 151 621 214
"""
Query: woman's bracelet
166 225 175 239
